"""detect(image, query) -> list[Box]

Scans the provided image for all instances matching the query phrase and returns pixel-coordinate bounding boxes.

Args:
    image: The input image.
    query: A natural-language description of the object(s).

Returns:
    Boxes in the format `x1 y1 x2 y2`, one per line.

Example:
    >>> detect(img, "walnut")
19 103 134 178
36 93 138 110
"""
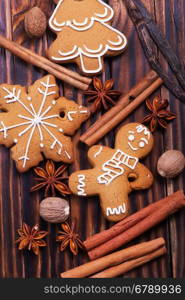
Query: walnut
39 197 70 223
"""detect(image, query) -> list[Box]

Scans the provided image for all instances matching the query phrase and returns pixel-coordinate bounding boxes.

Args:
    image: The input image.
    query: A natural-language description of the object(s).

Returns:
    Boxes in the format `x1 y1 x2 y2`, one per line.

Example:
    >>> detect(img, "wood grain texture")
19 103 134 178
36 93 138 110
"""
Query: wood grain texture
0 0 184 278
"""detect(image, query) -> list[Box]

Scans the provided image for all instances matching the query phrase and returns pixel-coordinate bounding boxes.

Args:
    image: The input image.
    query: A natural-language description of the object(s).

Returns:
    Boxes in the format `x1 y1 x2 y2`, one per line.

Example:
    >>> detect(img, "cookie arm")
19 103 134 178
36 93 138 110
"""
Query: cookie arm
69 169 100 196
129 163 153 190
87 145 112 166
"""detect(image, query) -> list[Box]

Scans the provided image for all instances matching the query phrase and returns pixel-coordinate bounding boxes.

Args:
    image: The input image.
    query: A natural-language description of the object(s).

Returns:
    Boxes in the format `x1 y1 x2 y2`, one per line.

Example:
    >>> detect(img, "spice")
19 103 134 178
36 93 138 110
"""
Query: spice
39 197 70 223
142 96 176 132
84 190 185 260
123 0 185 103
157 150 185 178
80 77 163 146
24 7 47 39
84 77 121 113
56 222 84 255
31 160 71 197
15 223 48 255
61 238 166 278
0 35 91 90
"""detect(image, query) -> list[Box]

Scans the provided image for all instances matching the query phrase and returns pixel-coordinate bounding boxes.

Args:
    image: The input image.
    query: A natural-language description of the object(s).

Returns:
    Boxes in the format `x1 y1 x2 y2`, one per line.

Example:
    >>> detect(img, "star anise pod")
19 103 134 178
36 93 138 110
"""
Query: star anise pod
56 222 84 255
15 223 48 255
84 77 122 113
31 160 71 197
142 96 176 132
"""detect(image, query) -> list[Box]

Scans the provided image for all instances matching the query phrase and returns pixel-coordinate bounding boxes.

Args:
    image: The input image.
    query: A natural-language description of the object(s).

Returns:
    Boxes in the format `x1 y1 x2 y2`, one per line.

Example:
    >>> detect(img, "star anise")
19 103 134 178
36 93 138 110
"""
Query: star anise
31 160 71 197
56 222 84 255
84 77 122 113
142 96 176 132
15 223 48 255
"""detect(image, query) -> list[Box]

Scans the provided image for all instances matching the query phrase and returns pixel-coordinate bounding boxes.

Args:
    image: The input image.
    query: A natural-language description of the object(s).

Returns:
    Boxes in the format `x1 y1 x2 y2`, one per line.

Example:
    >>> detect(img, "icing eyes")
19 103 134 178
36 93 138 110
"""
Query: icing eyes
128 134 135 141
139 141 145 148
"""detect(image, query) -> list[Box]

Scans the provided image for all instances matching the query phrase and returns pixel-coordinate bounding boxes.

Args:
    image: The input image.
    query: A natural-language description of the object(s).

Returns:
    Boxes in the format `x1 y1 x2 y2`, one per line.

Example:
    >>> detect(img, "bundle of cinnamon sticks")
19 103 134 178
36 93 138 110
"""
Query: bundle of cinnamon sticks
61 238 166 278
80 70 163 146
84 190 185 260
0 35 91 90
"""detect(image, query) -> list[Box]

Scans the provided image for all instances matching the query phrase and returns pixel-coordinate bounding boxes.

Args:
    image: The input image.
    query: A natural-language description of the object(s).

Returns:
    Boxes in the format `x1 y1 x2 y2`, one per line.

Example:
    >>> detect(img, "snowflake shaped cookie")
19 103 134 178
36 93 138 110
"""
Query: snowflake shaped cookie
0 75 90 172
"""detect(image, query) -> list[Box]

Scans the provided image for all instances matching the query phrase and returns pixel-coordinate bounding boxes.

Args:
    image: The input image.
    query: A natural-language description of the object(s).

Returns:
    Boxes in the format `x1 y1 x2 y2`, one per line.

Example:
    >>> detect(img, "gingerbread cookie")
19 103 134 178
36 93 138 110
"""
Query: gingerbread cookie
48 0 127 75
0 75 90 172
69 123 154 222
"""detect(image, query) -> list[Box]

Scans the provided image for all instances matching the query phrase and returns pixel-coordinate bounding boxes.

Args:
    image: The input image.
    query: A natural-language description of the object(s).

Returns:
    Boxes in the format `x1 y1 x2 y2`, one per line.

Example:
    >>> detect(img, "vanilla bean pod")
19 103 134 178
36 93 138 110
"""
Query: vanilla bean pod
123 0 185 102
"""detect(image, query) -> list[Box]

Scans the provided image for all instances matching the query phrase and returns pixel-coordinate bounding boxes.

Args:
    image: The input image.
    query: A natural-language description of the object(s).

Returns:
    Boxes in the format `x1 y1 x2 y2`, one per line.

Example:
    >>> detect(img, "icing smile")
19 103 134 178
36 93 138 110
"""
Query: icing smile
128 142 138 151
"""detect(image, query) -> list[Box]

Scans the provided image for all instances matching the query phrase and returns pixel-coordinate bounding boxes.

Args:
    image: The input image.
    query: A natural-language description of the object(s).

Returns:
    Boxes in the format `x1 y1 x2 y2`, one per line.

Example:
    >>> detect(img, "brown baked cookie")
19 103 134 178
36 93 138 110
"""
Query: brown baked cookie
48 0 127 75
69 123 154 222
0 75 90 172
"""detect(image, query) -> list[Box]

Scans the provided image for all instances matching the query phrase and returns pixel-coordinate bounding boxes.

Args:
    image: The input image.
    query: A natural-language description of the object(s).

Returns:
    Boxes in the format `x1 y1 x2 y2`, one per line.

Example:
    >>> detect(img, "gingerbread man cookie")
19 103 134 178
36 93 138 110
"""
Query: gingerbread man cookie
0 75 90 172
69 123 154 222
48 0 127 75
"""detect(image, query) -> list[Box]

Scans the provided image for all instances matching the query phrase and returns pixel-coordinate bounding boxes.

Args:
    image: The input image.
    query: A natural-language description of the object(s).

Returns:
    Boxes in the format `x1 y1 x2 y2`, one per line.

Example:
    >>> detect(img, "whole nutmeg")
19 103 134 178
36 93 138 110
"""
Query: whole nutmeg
24 7 47 39
39 197 70 223
157 150 185 178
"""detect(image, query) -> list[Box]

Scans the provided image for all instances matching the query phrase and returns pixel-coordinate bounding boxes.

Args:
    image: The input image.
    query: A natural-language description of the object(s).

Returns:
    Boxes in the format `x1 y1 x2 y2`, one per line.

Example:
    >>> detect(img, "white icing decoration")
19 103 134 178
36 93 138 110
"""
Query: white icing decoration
139 141 145 148
0 76 72 168
59 45 78 56
108 35 123 46
106 203 126 216
128 134 134 142
52 100 56 105
83 44 103 54
79 110 88 114
94 146 103 158
77 174 86 196
140 137 148 145
94 7 108 18
67 111 77 121
14 139 18 143
49 0 114 32
27 96 32 101
65 151 71 160
67 110 88 121
59 128 64 132
58 148 62 155
49 0 127 74
97 150 139 185
128 142 138 151
72 18 88 27
136 125 150 138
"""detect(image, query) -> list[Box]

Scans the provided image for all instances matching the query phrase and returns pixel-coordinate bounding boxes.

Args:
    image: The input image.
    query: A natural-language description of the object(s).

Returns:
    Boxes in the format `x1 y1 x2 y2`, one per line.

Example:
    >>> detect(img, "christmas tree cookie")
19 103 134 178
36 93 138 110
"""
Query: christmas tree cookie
48 0 127 75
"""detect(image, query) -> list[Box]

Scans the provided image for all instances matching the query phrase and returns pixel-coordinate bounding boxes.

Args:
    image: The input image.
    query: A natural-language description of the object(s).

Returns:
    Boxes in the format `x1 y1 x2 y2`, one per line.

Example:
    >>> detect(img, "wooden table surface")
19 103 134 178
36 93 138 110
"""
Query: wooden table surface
0 0 185 278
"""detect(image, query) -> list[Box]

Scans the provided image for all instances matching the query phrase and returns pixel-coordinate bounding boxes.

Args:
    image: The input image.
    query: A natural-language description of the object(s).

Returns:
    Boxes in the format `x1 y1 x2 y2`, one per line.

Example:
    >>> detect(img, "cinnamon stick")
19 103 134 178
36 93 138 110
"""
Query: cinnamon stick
61 237 165 278
84 190 185 260
0 35 92 90
80 70 159 142
84 191 181 251
91 246 166 278
80 77 163 146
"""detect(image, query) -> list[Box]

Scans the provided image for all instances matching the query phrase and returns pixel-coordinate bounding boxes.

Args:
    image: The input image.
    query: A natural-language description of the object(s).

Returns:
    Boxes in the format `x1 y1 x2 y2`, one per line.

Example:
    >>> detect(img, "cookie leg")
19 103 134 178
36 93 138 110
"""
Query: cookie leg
99 189 130 222
69 170 100 197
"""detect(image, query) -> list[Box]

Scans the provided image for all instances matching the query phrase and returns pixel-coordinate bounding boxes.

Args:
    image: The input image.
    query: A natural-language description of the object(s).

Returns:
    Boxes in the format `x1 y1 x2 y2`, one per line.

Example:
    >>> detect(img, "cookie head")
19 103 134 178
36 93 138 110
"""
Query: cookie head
115 123 154 158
